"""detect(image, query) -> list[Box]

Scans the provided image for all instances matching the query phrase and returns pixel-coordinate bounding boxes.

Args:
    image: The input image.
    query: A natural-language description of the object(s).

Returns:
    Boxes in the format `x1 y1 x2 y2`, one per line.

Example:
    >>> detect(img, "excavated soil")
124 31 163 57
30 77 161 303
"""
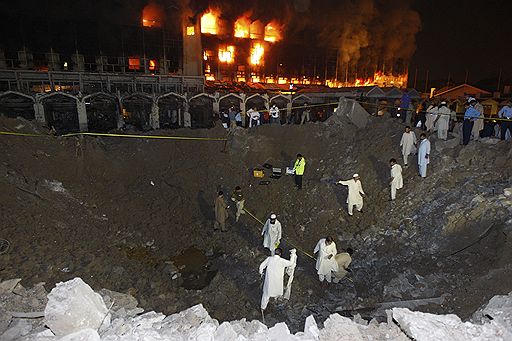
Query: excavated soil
1 115 512 332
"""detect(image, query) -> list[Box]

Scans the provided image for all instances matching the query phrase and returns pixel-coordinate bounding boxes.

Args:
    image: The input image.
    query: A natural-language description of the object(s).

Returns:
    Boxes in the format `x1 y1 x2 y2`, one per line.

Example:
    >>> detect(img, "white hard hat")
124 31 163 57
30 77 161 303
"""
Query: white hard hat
353 173 359 178
467 97 476 103
441 101 447 105
270 214 277 219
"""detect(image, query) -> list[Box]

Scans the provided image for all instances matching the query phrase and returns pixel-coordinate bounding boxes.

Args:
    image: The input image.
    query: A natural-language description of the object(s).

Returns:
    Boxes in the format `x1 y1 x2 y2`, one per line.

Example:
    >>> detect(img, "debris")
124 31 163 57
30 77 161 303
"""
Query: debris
44 278 110 336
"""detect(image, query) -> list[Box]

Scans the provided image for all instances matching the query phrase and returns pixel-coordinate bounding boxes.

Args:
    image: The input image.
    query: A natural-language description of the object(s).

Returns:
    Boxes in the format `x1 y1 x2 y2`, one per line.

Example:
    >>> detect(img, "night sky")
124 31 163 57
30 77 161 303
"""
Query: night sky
410 0 512 89
1 0 511 89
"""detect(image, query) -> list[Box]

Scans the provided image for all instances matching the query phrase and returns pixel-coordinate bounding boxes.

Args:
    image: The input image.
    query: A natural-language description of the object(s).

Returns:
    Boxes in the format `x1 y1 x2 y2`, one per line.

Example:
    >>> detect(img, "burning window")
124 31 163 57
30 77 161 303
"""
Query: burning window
148 59 157 71
186 26 195 36
264 22 282 43
250 43 264 66
128 57 141 70
142 3 163 28
234 16 251 38
218 46 235 64
201 9 219 35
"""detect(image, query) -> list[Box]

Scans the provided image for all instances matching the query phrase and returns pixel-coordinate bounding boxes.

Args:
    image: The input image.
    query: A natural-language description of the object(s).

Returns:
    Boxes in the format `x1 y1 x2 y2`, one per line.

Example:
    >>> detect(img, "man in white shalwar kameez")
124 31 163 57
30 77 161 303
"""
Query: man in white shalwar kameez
472 101 484 141
436 101 452 140
389 158 403 200
314 236 338 283
338 174 365 216
418 133 431 178
259 248 296 310
399 126 417 166
426 102 438 132
262 214 282 255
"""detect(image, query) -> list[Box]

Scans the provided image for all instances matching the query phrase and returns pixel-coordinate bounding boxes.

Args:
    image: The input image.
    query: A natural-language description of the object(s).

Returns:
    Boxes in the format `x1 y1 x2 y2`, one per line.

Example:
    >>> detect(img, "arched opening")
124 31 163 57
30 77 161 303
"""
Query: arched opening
270 95 290 124
122 94 152 130
0 92 35 120
85 94 119 133
245 95 267 123
42 94 79 134
188 95 214 128
158 94 186 129
291 95 311 124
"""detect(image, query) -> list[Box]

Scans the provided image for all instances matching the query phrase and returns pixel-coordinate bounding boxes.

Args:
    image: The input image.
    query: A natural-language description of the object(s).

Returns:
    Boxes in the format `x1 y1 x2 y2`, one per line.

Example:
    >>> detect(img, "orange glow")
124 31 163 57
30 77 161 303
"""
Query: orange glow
148 59 157 71
128 57 140 70
186 26 195 36
264 21 282 42
206 74 216 81
234 16 251 38
326 71 408 88
142 3 163 28
218 46 235 63
250 43 264 66
249 20 264 40
201 9 220 35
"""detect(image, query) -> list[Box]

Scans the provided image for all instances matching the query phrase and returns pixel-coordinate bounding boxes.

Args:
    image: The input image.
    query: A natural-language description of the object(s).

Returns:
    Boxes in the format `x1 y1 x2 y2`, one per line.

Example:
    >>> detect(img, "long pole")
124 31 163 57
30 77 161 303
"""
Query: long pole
424 69 429 94
464 70 469 84
497 68 502 92
413 67 418 89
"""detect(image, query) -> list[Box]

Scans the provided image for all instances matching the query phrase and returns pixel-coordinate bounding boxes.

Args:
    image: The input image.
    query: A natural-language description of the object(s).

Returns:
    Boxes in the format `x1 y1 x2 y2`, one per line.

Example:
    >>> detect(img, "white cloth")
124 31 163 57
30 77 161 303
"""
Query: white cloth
390 164 403 200
283 249 297 299
472 103 484 139
247 109 260 127
418 139 431 167
314 239 338 277
262 219 282 254
269 106 280 119
436 106 452 140
426 105 438 131
259 254 294 309
338 179 365 215
400 131 417 165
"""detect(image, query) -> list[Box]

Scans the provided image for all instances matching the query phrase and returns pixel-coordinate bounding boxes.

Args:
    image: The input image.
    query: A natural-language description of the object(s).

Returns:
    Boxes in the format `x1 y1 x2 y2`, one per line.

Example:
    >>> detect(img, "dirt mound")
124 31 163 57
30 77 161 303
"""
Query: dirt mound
0 114 511 331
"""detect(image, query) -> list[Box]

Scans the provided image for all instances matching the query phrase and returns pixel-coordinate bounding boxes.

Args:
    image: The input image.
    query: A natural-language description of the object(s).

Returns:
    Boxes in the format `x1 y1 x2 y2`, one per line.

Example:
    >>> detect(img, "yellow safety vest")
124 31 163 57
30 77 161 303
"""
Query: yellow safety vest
293 157 306 175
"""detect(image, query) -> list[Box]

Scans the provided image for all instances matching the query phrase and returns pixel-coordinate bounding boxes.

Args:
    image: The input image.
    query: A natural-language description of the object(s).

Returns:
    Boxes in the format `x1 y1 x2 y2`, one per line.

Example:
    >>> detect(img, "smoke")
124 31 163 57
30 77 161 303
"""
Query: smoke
181 0 421 71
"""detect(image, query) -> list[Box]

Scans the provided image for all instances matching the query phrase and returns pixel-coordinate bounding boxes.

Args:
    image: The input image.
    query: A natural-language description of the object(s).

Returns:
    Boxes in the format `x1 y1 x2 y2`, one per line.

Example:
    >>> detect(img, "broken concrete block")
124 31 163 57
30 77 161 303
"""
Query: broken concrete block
393 307 512 341
473 292 512 335
303 315 320 339
58 328 101 341
0 279 22 294
44 278 110 336
320 314 364 341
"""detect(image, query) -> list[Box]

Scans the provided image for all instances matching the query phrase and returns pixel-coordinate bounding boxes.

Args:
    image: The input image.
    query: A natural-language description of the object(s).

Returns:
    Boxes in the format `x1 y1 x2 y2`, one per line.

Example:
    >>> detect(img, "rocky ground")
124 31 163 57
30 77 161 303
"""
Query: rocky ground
1 109 511 333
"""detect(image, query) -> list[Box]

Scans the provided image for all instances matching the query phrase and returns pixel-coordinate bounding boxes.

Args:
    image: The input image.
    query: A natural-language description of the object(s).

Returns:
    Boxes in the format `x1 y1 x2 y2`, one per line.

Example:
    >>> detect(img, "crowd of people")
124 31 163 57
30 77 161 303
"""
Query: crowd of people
211 91 512 316
219 103 333 129
386 93 512 143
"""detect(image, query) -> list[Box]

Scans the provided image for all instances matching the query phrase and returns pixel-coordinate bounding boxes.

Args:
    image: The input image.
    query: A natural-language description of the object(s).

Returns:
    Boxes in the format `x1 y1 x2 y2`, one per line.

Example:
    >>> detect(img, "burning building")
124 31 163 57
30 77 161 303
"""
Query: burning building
178 1 419 88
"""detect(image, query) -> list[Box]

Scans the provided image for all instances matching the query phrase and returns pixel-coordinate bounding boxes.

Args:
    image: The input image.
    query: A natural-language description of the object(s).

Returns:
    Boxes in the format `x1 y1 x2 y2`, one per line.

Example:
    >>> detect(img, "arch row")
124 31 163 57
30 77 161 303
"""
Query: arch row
0 91 328 133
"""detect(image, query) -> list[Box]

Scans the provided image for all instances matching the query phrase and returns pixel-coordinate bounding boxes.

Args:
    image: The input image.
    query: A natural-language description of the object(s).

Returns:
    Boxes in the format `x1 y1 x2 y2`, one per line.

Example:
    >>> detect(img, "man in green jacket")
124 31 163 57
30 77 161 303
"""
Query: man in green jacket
293 154 306 190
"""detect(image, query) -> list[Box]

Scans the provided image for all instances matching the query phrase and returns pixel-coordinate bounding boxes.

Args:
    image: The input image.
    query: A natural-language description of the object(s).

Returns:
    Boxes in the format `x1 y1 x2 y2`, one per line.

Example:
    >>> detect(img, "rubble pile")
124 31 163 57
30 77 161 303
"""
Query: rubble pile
0 278 511 340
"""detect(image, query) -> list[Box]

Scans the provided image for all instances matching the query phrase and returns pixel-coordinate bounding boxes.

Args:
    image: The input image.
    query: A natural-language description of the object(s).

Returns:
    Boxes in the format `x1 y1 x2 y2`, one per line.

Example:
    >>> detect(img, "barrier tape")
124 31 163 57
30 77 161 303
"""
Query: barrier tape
242 207 316 260
0 131 227 141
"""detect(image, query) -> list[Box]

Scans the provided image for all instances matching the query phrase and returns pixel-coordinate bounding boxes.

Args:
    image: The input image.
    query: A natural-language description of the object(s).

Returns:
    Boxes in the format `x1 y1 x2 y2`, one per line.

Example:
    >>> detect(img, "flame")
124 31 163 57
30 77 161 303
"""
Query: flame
234 16 251 38
218 46 235 63
250 43 265 66
201 9 220 35
264 21 282 43
142 3 163 28
326 71 408 88
249 20 264 40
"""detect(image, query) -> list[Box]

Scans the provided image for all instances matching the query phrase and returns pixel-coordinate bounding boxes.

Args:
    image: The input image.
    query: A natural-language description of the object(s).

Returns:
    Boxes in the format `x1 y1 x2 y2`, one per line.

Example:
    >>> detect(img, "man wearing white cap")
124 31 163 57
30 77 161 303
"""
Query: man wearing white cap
436 101 453 140
337 174 365 216
314 236 338 285
262 214 282 255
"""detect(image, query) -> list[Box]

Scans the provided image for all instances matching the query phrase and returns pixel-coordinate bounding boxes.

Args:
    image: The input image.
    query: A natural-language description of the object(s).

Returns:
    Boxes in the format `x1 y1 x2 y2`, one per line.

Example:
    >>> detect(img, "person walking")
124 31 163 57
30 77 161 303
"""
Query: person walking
337 174 365 216
390 158 403 200
400 126 417 167
418 133 431 178
259 248 296 311
463 98 481 145
231 186 245 222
